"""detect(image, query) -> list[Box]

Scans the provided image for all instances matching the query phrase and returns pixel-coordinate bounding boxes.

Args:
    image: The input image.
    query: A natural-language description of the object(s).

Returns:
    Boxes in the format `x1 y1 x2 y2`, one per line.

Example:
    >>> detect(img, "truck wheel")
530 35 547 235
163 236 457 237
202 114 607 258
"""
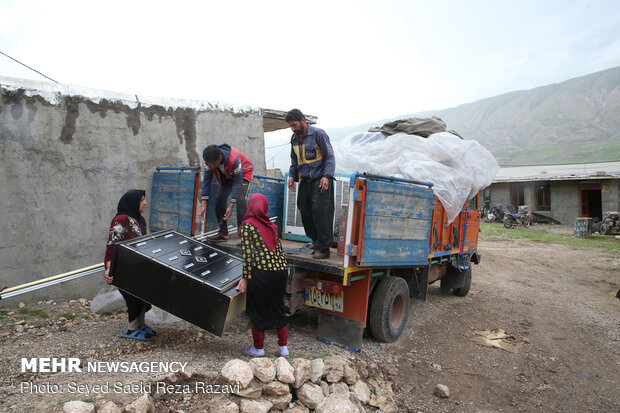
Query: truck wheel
368 276 410 343
453 266 472 297
600 223 608 235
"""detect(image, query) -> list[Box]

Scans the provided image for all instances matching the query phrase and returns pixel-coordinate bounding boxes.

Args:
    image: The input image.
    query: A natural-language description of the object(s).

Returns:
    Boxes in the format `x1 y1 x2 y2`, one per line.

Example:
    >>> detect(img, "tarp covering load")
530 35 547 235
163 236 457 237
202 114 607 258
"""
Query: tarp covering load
333 118 499 223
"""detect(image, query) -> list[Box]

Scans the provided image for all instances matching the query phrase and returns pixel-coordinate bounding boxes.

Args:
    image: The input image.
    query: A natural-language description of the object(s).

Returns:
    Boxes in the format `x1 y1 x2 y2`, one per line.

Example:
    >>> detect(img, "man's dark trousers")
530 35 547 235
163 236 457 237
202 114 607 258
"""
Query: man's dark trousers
215 180 250 235
297 178 334 252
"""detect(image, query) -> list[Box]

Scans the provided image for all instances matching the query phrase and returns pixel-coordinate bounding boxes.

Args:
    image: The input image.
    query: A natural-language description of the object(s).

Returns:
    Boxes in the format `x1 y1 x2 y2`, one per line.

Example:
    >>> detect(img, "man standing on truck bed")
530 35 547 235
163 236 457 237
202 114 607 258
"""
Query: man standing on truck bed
286 109 335 259
200 144 254 240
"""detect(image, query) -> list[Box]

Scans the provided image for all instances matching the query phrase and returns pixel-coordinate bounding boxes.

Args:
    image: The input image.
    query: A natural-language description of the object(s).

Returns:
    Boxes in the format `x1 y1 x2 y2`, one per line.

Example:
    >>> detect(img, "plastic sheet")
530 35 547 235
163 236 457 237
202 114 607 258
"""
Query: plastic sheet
334 132 499 223
91 288 181 324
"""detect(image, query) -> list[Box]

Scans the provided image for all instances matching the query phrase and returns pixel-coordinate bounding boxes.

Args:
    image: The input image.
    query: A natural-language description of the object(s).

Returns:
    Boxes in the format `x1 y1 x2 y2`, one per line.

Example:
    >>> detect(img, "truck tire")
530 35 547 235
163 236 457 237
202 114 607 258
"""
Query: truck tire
453 266 472 297
600 223 608 235
368 276 410 343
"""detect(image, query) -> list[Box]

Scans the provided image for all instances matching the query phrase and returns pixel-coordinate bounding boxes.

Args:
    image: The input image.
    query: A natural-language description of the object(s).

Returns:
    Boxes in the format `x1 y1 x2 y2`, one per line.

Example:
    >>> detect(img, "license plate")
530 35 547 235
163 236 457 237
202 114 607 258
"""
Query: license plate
304 286 344 312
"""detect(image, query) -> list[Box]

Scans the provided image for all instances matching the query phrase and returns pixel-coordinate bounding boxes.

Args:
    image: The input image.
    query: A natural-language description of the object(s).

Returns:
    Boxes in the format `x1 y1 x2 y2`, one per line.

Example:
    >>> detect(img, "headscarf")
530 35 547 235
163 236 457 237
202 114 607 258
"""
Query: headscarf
116 189 147 235
240 193 278 250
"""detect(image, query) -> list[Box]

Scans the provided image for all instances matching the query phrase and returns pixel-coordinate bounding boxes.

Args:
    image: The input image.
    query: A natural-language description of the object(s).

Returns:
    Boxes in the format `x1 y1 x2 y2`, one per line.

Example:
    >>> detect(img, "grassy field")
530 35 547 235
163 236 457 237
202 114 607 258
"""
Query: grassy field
479 222 620 254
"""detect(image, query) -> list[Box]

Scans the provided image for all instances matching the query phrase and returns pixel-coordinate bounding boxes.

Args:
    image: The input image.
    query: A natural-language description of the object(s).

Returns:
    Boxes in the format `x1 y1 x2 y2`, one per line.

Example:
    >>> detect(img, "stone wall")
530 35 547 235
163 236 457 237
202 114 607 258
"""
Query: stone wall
0 78 267 305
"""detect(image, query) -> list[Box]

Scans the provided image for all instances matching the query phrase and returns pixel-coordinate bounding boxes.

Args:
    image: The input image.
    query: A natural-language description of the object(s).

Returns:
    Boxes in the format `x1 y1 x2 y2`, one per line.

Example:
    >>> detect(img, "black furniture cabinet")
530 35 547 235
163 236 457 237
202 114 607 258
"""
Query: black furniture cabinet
110 229 245 336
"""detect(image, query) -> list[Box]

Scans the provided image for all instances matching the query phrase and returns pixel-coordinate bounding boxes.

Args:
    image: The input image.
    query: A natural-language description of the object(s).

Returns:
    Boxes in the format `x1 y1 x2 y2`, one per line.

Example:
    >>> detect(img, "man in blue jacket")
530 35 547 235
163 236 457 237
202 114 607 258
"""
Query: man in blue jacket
286 109 336 259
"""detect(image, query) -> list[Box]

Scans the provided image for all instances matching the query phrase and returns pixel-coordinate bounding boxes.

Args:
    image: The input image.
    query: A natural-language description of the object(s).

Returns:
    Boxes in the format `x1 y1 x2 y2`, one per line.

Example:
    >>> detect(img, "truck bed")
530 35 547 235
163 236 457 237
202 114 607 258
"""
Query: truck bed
206 235 345 276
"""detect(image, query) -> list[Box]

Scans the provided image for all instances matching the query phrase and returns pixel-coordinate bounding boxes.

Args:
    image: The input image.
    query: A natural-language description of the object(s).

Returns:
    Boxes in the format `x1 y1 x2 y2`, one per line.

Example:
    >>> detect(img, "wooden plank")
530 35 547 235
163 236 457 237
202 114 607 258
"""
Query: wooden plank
363 215 431 240
359 238 430 266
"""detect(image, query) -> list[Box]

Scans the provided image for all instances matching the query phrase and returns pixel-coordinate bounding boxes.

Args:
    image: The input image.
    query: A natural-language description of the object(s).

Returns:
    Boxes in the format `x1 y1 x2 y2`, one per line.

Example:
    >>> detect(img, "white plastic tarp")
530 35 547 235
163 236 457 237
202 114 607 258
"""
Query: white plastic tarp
333 131 500 223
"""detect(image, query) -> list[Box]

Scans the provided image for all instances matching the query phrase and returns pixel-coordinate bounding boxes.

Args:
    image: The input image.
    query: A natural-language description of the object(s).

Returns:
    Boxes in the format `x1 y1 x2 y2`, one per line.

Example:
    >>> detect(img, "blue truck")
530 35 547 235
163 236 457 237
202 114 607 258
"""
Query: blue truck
150 168 481 350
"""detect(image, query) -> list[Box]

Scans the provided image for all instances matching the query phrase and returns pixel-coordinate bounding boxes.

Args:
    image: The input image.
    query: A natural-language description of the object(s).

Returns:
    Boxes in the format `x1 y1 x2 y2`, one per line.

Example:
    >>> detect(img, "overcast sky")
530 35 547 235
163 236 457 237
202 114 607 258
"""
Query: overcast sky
1 0 619 130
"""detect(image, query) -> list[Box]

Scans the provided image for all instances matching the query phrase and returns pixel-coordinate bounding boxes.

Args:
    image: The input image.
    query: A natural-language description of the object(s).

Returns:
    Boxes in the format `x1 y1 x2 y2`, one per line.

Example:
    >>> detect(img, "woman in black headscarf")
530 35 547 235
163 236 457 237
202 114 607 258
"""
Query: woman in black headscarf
104 189 156 341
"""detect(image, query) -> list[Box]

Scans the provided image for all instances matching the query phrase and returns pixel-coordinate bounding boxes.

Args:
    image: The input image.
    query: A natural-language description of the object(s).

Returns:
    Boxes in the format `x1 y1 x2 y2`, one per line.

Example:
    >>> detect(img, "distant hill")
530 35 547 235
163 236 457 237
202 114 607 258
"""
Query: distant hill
326 66 620 166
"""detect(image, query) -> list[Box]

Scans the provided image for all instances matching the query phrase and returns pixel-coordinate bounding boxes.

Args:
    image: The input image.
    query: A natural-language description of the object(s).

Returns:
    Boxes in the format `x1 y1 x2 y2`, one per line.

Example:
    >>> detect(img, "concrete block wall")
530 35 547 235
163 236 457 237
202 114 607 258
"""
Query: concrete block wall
601 180 620 214
0 78 266 305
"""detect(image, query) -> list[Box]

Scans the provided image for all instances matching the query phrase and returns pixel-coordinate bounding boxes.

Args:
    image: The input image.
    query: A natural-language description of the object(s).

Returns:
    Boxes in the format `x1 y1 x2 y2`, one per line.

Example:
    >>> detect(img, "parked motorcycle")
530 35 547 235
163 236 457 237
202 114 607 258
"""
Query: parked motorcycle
503 206 533 229
600 211 620 235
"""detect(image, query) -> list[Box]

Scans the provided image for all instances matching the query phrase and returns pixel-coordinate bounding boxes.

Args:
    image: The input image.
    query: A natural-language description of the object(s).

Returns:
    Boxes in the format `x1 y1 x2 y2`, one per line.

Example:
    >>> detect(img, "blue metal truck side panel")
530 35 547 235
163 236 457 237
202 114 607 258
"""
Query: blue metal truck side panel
248 175 285 231
359 179 434 266
203 175 285 232
149 170 197 234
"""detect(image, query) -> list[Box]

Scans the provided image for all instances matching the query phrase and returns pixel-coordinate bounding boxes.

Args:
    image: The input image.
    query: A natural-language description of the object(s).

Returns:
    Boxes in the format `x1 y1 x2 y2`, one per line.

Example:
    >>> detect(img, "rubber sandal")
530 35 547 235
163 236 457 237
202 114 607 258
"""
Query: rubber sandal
139 323 157 336
120 329 153 341
243 347 265 357
209 233 229 242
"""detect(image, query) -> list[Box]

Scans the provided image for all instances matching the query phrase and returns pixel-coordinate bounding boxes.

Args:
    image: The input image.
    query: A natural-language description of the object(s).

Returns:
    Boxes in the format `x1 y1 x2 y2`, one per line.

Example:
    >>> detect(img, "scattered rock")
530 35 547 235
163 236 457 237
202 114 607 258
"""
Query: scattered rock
309 358 325 383
265 392 293 410
239 398 272 413
369 394 399 413
235 378 263 399
283 405 309 413
349 381 371 403
323 356 345 383
221 359 254 389
432 363 442 371
14 320 26 325
124 394 155 413
209 396 239 413
263 381 290 397
320 381 329 397
329 382 349 395
296 383 325 409
291 358 311 388
275 357 295 384
434 383 450 398
15 325 24 333
62 400 95 413
343 364 360 385
249 358 276 383
315 394 361 413
18 302 25 308
98 401 121 413
352 360 368 380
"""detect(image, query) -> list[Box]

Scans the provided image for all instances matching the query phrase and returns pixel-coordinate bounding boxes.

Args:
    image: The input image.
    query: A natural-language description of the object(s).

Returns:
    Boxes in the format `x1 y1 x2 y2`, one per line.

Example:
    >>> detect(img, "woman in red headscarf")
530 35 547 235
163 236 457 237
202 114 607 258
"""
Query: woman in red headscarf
236 193 289 358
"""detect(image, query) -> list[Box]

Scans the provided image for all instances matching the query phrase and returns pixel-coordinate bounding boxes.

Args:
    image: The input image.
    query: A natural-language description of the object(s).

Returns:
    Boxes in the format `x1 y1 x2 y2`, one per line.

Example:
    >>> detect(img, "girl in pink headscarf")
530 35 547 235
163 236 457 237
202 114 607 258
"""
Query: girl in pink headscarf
236 194 289 357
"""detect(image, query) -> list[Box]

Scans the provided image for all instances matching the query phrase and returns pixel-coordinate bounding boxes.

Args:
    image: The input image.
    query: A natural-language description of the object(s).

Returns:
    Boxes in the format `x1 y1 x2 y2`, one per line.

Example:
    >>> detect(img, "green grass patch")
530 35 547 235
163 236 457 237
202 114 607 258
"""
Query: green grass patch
0 313 7 323
479 222 620 254
293 353 332 360
99 312 112 316
23 406 34 412
56 401 66 406
552 337 565 341
18 308 50 318
60 313 76 320
81 398 95 404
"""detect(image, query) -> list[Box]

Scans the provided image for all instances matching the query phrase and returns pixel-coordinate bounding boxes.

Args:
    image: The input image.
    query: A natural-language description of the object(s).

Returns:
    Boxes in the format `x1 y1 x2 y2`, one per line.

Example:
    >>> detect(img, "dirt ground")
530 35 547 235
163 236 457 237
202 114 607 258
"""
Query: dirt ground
1 226 619 412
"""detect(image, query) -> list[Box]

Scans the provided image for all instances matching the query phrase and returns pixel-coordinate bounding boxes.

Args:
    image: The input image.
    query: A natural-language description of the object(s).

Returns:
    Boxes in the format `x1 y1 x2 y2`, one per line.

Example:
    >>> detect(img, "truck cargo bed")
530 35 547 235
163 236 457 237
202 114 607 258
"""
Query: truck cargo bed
207 236 345 276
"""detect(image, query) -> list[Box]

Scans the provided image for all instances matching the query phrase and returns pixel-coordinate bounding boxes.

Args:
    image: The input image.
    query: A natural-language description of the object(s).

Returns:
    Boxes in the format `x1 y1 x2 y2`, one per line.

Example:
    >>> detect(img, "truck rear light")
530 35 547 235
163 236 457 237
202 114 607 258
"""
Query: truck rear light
315 280 342 294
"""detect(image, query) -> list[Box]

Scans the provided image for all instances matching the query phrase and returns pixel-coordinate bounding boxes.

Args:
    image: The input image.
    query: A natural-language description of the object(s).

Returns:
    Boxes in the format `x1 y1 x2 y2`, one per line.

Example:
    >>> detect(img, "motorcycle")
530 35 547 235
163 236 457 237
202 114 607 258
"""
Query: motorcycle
503 206 533 229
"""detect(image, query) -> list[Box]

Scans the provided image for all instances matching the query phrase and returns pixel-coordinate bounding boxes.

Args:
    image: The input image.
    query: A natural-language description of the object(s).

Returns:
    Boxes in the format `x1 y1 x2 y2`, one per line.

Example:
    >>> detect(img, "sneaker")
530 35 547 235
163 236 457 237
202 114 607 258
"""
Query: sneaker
274 346 289 358
242 346 265 357
312 250 330 259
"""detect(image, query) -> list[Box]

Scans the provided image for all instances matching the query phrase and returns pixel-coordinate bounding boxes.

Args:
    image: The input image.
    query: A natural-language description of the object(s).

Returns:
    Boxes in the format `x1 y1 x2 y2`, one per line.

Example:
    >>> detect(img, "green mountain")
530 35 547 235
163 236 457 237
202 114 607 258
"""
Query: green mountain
326 66 620 166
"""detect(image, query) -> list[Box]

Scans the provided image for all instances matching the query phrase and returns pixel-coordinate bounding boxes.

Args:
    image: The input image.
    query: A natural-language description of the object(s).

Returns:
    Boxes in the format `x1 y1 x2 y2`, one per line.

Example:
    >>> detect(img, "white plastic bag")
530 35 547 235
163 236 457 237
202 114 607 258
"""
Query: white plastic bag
333 131 499 223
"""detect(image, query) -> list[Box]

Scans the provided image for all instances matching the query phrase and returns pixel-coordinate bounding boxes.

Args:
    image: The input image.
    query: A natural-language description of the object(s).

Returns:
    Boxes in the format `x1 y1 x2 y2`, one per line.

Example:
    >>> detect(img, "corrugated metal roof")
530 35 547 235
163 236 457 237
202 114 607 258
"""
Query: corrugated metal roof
493 161 620 182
